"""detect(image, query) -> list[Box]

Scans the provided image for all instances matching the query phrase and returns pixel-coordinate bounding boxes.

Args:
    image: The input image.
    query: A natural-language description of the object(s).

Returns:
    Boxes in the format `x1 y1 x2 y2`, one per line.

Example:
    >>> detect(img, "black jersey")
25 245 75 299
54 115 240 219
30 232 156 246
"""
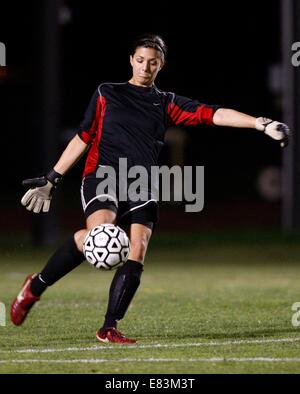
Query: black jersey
77 82 219 177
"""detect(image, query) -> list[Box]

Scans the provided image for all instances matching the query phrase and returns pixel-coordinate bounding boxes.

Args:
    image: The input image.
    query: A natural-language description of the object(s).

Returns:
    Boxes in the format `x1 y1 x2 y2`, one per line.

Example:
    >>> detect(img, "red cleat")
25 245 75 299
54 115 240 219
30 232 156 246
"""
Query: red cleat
11 274 40 326
96 327 137 344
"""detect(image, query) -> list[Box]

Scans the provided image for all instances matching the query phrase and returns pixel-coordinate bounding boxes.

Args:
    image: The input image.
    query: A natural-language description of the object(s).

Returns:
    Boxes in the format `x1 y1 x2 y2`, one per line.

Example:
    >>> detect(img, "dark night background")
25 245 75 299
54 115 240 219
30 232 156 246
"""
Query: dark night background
0 1 284 240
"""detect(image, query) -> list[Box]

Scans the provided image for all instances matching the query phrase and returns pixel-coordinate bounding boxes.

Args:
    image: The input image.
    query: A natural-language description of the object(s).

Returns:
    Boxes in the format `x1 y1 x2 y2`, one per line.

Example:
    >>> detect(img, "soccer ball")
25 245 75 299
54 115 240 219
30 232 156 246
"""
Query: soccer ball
83 224 130 270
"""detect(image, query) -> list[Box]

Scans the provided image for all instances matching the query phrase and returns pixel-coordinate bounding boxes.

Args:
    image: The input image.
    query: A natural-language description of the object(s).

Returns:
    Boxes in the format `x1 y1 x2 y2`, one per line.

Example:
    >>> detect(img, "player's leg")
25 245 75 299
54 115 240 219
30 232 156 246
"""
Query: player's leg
97 223 152 343
97 202 157 343
11 172 117 326
102 223 151 321
74 208 117 251
10 209 116 326
31 208 116 289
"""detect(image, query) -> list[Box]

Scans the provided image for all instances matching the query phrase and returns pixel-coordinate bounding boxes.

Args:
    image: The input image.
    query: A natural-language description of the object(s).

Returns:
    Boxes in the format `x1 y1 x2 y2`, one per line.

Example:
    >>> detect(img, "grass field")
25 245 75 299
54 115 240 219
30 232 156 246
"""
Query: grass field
1 231 300 374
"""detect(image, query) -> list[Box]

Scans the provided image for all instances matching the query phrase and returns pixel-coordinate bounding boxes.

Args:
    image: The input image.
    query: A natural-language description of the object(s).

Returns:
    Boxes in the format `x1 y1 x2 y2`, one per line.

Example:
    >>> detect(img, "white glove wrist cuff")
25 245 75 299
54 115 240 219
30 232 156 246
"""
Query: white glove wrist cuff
255 117 272 132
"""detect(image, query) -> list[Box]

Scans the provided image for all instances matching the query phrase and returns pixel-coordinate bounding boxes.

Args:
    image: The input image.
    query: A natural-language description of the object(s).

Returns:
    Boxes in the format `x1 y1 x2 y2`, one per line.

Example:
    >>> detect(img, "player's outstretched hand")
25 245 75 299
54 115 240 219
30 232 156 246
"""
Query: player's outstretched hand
255 117 290 148
21 169 62 213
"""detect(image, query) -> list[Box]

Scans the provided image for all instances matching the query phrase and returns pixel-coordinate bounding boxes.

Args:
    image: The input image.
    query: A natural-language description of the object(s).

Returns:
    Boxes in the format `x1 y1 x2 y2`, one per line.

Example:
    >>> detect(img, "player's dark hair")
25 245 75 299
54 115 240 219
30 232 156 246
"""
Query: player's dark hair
131 34 167 63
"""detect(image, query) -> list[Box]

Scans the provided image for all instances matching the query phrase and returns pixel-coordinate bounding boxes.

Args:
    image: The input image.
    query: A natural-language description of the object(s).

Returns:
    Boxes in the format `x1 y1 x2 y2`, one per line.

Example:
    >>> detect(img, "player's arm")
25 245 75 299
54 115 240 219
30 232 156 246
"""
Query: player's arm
21 135 88 214
212 108 256 128
213 108 290 148
166 94 289 148
21 89 101 214
53 134 88 175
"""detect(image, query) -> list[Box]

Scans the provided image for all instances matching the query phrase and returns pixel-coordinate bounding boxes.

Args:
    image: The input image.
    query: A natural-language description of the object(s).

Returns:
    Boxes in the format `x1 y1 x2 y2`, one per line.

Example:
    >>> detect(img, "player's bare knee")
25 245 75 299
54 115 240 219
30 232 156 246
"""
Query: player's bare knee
86 209 117 230
74 229 88 252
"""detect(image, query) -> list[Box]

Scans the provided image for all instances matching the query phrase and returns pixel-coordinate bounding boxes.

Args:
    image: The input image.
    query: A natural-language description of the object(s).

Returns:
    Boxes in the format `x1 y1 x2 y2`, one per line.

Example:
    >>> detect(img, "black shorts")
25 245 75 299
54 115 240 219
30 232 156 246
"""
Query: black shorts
80 174 159 230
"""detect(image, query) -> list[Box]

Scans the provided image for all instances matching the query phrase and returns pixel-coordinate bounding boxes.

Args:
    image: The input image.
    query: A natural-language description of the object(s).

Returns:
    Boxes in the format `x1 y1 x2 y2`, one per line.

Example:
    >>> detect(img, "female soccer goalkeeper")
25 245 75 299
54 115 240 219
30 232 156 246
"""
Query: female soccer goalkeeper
11 34 290 343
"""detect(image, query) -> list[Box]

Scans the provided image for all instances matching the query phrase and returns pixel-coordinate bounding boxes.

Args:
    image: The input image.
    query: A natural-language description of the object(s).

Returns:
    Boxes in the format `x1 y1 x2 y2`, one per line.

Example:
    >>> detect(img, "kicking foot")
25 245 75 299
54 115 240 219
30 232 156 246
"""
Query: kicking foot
11 274 40 326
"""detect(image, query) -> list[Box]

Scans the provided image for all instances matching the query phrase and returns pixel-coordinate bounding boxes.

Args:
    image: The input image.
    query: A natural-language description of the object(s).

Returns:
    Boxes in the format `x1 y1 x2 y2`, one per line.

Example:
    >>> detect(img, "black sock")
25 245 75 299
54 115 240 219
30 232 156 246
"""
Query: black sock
30 236 85 297
102 259 143 329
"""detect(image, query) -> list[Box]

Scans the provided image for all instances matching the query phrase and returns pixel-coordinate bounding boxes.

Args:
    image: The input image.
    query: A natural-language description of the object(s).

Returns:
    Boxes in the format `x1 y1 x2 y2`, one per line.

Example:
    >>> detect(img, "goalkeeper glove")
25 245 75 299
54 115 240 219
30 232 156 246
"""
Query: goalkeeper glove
21 169 62 213
255 117 290 148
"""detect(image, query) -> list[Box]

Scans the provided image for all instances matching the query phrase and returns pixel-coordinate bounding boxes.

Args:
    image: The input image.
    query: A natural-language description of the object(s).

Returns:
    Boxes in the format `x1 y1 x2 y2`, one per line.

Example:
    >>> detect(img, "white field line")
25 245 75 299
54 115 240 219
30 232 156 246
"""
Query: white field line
1 357 300 364
1 337 300 354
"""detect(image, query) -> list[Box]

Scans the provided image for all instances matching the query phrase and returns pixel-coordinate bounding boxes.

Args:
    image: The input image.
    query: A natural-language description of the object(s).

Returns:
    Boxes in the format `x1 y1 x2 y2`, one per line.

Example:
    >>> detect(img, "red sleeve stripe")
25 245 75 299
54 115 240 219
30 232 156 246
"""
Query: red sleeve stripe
78 96 102 144
196 105 215 125
83 96 106 177
78 131 92 144
167 103 215 126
